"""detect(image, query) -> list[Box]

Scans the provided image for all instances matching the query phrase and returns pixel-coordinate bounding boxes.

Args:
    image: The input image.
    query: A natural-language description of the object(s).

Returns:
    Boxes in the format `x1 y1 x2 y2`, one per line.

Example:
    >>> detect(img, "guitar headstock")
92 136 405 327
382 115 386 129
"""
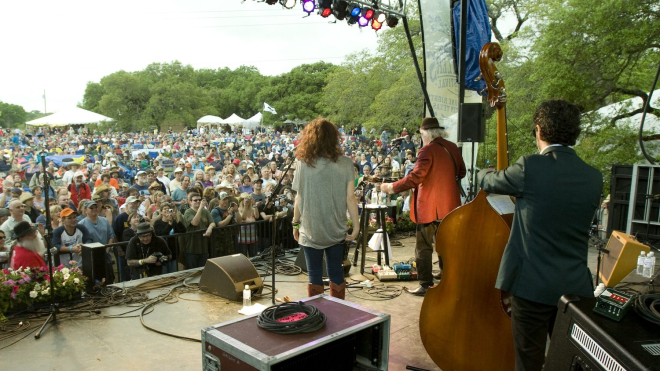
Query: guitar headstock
479 43 507 109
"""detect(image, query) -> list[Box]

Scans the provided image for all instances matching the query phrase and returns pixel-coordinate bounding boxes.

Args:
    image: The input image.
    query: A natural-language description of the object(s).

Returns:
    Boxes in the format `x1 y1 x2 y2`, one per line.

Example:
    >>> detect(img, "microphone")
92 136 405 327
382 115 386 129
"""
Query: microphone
391 137 406 144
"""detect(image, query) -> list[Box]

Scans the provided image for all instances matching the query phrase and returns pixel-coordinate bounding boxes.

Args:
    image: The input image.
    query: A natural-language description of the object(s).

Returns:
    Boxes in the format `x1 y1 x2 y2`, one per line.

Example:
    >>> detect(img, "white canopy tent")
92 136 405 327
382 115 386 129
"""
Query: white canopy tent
243 112 262 130
223 113 245 125
197 115 224 125
26 107 114 127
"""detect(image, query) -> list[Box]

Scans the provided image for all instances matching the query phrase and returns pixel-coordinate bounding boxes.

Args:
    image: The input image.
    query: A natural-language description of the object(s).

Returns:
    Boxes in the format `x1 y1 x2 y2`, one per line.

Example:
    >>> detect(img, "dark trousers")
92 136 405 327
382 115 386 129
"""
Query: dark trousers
511 295 558 371
415 222 440 288
184 253 209 269
302 244 345 286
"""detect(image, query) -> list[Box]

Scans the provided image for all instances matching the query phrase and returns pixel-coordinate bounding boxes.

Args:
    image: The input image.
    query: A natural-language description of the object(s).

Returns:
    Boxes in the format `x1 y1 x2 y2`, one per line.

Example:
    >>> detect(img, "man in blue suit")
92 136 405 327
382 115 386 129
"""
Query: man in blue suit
478 100 602 371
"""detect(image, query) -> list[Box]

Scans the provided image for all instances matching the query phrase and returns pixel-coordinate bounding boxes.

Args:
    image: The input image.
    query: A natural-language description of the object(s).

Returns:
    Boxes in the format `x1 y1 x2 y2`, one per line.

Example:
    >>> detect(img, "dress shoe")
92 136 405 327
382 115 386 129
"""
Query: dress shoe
432 271 442 280
405 285 428 296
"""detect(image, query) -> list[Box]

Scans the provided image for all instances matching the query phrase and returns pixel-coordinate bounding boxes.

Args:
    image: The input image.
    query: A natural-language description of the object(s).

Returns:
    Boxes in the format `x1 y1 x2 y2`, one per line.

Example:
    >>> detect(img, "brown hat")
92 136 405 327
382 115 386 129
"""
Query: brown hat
416 117 445 133
95 184 110 194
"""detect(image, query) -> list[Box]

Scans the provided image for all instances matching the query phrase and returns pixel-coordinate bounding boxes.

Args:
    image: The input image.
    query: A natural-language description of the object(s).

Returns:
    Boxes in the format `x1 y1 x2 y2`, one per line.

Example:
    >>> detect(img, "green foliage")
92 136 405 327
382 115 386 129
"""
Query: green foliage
0 101 27 128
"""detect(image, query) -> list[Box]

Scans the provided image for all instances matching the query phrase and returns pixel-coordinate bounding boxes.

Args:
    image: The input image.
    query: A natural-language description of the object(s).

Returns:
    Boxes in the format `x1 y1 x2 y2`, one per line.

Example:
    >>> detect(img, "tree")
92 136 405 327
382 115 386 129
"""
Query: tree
0 101 27 128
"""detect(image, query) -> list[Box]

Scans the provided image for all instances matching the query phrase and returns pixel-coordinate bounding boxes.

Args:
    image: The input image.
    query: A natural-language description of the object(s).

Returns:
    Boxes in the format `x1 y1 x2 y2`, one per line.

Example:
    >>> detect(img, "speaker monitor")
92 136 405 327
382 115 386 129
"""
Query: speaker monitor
599 231 650 287
82 242 109 292
199 254 263 301
458 102 485 143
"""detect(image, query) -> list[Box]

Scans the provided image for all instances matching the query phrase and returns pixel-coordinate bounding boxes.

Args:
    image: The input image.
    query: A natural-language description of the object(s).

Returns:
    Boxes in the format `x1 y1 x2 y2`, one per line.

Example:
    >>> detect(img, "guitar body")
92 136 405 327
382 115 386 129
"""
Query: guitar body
419 191 514 370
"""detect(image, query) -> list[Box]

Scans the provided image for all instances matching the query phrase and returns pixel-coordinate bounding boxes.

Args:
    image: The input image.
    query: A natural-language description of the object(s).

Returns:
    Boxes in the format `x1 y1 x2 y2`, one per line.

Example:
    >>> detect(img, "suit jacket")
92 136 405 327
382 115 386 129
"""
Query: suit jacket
478 146 602 306
393 137 466 224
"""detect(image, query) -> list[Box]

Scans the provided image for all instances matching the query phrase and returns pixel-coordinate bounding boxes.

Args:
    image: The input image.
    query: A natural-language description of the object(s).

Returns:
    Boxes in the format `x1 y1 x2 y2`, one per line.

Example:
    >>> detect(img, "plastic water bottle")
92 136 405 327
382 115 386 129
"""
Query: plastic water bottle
243 284 251 307
642 252 655 278
381 192 387 206
637 251 646 275
371 191 379 205
593 283 606 297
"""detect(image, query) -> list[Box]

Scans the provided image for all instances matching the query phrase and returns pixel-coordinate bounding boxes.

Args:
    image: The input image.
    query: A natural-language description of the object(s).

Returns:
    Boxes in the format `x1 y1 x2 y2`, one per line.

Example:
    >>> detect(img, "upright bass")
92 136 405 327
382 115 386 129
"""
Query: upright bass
418 42 515 371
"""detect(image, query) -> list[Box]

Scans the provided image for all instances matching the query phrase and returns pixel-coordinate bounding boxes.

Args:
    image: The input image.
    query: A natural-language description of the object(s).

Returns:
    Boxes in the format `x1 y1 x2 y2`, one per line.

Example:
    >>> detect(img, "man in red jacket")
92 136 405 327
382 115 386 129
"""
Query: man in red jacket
381 117 466 296
68 171 91 209
10 221 47 270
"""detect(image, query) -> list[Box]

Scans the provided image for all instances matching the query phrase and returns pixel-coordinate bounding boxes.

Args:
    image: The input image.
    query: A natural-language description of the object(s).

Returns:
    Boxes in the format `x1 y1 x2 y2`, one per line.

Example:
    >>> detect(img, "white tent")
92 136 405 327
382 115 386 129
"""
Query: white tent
223 113 245 125
197 115 224 124
243 113 262 130
26 107 114 127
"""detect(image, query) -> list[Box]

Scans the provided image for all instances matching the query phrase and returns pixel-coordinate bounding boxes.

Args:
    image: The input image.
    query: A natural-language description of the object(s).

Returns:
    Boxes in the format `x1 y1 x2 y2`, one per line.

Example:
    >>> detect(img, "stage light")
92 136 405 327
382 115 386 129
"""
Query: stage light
364 9 374 20
386 13 399 28
280 0 296 9
302 0 315 13
375 12 386 23
358 16 369 27
349 4 361 17
319 0 332 17
333 0 348 20
371 19 382 31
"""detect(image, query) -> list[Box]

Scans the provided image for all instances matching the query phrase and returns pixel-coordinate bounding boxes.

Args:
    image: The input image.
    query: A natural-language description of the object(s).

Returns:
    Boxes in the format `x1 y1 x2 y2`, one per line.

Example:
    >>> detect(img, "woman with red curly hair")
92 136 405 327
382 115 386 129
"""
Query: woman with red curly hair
292 118 359 300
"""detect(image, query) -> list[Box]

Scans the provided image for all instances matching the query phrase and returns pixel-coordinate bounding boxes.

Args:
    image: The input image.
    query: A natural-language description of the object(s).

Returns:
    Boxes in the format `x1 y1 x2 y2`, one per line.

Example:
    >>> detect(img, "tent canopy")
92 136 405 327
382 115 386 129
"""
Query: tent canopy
197 115 224 124
243 112 262 130
223 113 245 125
26 107 114 127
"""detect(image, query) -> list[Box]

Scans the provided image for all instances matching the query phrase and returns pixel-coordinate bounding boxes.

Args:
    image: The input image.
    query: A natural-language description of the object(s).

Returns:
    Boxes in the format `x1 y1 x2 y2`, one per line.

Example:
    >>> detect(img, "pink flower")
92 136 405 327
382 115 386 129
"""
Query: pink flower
11 292 16 299
57 264 64 271
12 285 19 292
2 268 9 274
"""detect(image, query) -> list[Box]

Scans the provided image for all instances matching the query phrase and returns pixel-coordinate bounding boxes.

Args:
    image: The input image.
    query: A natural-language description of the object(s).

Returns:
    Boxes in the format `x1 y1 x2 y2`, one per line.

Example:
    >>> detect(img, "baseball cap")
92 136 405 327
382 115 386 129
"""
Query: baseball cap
60 208 77 218
136 170 146 176
125 196 140 204
156 166 164 171
174 168 183 173
85 201 97 208
219 192 229 200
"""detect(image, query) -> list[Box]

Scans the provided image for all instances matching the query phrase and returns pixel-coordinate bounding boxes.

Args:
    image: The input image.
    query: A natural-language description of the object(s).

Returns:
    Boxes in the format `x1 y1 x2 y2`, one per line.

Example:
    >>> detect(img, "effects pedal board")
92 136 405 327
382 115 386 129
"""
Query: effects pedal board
375 266 398 281
593 287 635 321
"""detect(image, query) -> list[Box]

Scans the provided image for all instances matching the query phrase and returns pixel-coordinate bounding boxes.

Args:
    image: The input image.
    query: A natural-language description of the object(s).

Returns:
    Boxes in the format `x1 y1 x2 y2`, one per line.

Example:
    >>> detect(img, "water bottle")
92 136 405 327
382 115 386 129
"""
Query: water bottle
371 191 379 205
642 252 655 278
637 251 646 275
381 192 387 206
243 284 251 307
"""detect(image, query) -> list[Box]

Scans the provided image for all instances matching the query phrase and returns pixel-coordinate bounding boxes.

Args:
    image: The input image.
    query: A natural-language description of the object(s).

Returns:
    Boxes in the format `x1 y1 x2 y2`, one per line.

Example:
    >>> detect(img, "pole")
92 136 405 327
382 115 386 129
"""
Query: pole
43 90 47 115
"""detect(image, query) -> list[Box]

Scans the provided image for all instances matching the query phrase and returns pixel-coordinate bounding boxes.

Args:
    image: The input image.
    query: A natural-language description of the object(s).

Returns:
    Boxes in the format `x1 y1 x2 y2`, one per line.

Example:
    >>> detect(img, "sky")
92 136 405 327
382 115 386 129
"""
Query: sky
0 0 382 113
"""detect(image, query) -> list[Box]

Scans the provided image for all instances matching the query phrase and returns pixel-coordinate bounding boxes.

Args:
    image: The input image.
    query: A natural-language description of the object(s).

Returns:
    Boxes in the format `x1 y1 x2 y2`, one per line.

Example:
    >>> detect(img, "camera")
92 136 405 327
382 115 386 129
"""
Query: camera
152 252 168 263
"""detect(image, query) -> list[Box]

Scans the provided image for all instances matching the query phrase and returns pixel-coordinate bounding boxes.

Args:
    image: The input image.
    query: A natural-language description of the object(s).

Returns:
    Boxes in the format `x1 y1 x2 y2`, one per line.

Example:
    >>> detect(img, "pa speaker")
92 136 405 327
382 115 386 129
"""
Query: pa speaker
458 103 485 142
599 231 650 287
200 254 263 301
82 242 109 292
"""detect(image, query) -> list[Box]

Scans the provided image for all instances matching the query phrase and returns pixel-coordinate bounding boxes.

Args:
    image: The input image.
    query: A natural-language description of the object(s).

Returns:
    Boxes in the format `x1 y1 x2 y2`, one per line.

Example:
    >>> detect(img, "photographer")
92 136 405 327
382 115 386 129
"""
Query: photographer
125 222 171 280
153 202 185 274
210 192 242 256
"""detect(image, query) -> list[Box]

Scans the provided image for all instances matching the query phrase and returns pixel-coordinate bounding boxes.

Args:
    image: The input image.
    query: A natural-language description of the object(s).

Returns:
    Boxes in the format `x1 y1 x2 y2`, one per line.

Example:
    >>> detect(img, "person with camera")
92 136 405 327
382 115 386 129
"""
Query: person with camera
210 192 242 256
182 192 215 268
125 222 172 280
153 202 185 274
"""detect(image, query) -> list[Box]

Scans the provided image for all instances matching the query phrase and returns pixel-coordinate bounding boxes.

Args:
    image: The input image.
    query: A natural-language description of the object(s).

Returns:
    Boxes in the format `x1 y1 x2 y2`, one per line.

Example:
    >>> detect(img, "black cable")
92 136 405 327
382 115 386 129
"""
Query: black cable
633 294 660 325
257 301 326 335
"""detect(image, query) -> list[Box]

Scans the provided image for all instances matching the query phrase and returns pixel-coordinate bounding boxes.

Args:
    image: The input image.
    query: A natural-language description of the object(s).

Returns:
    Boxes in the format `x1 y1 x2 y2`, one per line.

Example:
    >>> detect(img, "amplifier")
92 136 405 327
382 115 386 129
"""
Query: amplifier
202 295 391 371
545 295 660 371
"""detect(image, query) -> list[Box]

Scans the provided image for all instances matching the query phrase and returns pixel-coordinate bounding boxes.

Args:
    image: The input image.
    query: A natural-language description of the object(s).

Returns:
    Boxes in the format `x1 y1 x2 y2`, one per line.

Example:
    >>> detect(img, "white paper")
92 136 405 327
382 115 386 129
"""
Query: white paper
238 303 267 315
487 194 515 215
368 229 393 263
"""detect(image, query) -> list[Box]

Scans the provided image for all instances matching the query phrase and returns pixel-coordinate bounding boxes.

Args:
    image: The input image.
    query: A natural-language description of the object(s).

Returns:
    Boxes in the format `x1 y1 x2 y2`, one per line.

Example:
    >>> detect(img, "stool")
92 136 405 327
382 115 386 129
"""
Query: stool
352 204 391 274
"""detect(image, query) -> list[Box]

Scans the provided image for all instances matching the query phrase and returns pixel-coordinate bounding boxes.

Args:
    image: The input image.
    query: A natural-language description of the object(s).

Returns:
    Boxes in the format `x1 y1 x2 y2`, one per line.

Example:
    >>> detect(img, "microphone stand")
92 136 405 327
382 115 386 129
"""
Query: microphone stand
34 154 99 340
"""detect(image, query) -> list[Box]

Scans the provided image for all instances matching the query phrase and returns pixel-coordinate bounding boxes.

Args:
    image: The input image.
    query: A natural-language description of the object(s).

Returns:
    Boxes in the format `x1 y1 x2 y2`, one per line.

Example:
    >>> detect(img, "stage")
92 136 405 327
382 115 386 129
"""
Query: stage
0 234 441 371
1 232 621 371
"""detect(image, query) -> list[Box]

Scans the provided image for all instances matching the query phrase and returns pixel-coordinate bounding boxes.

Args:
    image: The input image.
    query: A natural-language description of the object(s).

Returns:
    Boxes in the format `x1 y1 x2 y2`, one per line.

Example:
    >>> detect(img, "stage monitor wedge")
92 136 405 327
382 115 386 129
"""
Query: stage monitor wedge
199 254 263 301
599 231 650 287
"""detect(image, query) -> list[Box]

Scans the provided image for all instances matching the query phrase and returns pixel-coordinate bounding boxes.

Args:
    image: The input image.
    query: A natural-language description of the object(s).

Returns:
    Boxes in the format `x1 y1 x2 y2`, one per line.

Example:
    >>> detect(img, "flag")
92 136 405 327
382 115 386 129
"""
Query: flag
263 102 277 114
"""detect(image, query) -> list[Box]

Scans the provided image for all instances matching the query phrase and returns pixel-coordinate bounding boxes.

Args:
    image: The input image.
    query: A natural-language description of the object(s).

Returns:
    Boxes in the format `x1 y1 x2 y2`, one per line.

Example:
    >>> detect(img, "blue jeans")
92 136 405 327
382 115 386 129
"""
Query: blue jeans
184 253 209 269
302 244 345 286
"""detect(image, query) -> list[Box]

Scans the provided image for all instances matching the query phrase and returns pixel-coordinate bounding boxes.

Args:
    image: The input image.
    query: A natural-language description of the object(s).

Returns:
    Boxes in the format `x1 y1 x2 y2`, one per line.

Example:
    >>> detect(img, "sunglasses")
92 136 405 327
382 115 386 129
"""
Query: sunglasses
191 198 202 202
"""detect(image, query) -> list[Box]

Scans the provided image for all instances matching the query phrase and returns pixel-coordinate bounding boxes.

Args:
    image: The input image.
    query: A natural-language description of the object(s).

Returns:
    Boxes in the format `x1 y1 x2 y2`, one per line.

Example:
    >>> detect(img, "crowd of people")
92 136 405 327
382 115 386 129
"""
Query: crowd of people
0 123 420 283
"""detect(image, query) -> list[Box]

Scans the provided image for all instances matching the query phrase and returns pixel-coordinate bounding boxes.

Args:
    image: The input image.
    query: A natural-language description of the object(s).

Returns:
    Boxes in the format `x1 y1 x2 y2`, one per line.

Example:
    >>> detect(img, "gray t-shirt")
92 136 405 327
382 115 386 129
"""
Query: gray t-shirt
292 156 353 249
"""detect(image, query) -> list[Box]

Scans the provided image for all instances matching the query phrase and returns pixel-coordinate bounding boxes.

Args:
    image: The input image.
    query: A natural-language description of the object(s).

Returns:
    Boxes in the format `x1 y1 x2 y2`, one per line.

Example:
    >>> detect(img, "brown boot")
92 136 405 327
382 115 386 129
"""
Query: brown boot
329 281 346 300
307 283 325 297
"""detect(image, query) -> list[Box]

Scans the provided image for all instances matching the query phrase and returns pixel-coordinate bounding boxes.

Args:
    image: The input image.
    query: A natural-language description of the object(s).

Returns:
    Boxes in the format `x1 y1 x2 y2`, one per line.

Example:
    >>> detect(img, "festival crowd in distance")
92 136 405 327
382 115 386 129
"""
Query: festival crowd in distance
0 124 419 281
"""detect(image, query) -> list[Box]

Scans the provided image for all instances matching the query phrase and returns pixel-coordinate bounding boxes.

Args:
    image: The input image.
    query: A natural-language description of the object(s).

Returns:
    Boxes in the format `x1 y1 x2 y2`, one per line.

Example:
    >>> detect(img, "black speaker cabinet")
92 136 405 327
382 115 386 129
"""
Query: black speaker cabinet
199 254 263 301
82 242 109 292
545 295 660 371
458 102 485 143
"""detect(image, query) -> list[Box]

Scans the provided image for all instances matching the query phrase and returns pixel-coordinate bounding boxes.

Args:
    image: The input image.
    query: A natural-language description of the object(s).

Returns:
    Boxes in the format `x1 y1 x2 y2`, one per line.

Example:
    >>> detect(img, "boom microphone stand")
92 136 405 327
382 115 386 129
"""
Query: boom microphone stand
34 154 99 339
